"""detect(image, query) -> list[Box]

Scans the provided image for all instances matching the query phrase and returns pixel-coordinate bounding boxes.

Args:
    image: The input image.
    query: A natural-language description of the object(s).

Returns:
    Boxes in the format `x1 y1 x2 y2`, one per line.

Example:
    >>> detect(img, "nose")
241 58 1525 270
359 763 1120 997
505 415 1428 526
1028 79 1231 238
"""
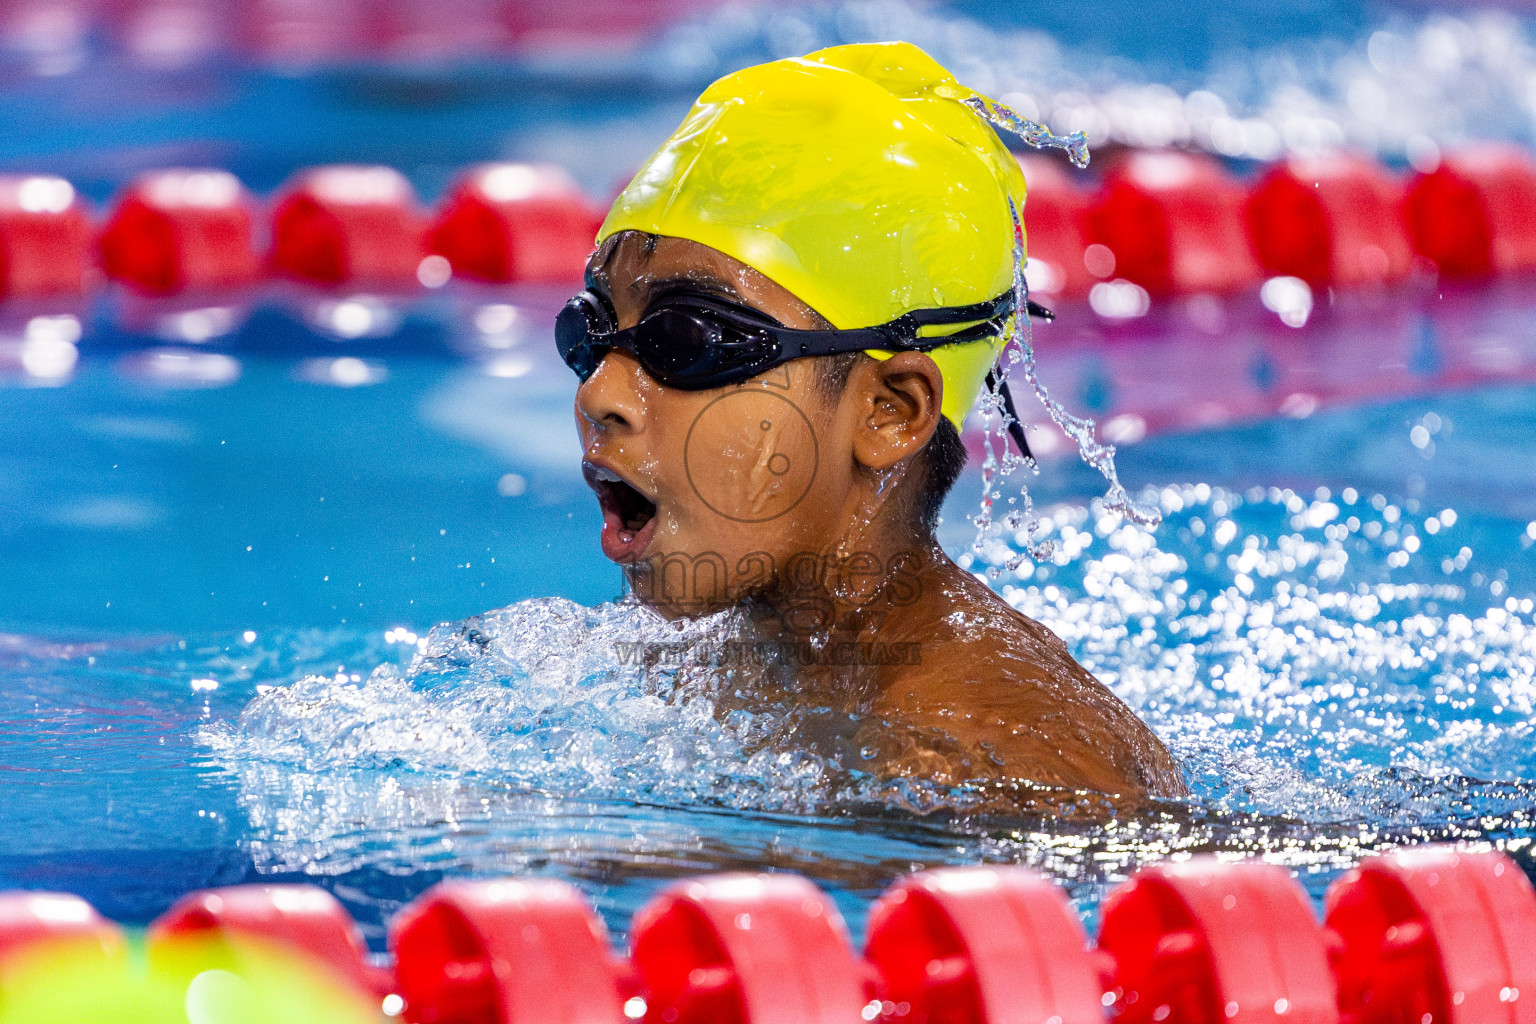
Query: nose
575 350 649 436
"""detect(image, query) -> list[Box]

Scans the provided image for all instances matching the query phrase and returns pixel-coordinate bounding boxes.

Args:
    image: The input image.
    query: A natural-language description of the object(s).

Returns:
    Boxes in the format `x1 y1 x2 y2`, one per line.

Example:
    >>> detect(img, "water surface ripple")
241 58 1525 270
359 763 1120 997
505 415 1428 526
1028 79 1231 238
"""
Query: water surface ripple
196 481 1536 931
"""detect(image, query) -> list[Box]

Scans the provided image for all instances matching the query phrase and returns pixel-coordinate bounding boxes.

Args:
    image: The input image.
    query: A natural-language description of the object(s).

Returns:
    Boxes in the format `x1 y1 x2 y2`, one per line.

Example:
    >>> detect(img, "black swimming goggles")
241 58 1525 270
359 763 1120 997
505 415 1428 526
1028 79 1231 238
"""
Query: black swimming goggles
555 287 1052 458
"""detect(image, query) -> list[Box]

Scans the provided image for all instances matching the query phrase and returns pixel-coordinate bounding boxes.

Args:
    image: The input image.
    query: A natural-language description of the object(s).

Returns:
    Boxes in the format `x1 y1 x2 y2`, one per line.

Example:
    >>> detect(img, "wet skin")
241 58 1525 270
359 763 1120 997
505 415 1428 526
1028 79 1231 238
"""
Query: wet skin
575 232 1187 801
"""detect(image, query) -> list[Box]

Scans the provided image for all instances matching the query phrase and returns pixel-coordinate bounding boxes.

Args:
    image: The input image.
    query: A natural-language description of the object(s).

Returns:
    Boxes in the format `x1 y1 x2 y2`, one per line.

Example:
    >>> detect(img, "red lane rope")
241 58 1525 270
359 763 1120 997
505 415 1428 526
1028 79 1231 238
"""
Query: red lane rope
1 148 1533 307
0 844 1530 1022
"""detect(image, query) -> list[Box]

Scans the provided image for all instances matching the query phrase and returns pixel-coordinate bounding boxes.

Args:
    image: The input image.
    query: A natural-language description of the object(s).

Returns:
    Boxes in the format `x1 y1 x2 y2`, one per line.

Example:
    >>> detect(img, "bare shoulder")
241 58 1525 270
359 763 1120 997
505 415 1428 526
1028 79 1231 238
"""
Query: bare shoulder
868 567 1187 799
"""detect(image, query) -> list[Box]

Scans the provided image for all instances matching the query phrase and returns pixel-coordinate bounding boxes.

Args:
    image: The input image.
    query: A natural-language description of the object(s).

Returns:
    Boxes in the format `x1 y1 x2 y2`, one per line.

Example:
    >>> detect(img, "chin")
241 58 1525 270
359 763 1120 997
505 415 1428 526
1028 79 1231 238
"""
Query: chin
622 536 763 614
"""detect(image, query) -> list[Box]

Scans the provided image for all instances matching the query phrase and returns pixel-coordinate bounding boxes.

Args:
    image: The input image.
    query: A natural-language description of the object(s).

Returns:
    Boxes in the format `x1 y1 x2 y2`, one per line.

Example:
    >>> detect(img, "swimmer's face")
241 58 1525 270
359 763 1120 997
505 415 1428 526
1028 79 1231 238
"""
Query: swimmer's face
574 233 944 616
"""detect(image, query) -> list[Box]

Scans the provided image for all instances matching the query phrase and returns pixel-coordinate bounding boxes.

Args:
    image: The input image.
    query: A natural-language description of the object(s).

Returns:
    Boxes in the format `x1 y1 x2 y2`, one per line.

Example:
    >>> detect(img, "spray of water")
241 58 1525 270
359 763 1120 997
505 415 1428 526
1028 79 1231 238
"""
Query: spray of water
964 98 1161 575
962 96 1092 169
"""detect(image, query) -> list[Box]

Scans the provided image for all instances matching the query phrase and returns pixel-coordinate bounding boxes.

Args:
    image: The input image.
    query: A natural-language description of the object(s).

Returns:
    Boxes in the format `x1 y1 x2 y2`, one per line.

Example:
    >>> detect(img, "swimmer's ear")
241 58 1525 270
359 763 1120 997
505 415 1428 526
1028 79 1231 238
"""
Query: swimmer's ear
850 351 944 471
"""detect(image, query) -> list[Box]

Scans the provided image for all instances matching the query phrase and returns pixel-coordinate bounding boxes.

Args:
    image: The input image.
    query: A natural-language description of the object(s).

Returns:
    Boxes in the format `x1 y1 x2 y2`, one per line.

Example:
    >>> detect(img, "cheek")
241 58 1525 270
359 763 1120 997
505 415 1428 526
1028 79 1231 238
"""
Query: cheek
673 389 823 528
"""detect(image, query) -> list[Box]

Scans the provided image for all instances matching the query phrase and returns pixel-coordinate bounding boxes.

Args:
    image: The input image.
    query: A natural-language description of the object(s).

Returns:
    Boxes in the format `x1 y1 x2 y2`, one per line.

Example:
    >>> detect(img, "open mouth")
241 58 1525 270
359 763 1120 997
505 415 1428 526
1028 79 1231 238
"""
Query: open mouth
583 461 659 563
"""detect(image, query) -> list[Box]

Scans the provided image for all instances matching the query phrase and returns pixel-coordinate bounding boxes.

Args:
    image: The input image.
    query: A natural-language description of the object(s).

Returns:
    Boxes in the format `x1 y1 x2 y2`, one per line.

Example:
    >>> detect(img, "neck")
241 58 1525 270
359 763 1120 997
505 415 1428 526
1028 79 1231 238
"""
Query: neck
732 535 973 700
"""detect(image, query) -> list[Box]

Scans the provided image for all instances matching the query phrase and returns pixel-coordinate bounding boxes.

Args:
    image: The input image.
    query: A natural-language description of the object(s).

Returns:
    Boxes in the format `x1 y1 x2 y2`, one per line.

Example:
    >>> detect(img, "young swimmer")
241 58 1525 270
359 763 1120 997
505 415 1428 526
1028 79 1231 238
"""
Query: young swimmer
560 42 1186 801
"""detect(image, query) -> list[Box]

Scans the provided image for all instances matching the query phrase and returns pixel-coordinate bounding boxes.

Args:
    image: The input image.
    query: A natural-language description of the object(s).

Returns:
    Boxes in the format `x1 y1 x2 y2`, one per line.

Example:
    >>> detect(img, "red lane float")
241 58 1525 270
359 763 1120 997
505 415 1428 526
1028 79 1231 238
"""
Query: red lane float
389 877 624 1024
1087 151 1262 296
629 872 869 1024
147 883 378 993
432 163 603 285
269 165 429 288
1325 846 1536 1024
501 0 715 51
1246 153 1413 289
233 0 382 65
99 169 261 295
1018 155 1095 300
0 175 92 300
865 866 1104 1024
0 845 1531 1021
0 144 1534 311
1097 859 1339 1024
1403 144 1536 281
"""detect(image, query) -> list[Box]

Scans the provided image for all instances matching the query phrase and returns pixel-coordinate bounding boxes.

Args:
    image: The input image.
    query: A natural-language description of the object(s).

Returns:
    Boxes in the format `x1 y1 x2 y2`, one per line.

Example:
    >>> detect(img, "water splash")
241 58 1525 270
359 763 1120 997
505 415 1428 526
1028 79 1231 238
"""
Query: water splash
209 485 1535 819
994 484 1536 830
207 599 822 807
961 96 1157 574
962 96 1091 169
971 194 1161 575
186 481 1536 904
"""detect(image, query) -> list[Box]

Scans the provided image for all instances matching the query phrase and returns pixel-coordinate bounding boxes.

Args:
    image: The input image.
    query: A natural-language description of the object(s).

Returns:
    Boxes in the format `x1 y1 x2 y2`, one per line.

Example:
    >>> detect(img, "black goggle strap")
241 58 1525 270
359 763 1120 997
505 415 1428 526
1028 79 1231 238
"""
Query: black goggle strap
986 297 1049 462
567 288 1050 352
754 290 1042 460
985 369 1034 462
886 294 1050 465
767 290 1052 359
564 291 1055 461
884 289 1015 332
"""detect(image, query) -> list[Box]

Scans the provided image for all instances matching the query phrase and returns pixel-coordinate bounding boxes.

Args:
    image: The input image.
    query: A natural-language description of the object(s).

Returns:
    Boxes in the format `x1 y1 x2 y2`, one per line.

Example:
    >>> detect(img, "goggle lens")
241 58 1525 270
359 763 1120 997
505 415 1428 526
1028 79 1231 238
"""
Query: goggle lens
561 297 782 389
636 309 778 386
556 295 608 381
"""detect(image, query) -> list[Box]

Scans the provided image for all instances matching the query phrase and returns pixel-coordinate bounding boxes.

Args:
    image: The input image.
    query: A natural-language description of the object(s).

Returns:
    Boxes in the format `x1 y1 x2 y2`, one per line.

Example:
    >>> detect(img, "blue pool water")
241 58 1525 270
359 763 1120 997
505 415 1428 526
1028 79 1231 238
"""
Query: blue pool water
1 284 1533 947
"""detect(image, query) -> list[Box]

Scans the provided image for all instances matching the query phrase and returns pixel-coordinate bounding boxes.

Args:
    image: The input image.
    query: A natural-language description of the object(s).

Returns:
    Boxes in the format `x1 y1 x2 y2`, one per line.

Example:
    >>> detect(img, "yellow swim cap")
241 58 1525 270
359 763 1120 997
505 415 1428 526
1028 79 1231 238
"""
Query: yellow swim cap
598 41 1028 430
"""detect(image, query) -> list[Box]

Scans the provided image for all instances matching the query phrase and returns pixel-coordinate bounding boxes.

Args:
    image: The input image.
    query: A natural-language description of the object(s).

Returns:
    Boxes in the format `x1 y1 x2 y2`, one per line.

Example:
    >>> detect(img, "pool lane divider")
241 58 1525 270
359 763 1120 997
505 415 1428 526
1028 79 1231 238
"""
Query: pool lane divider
0 161 605 306
1 147 1535 310
0 843 1530 1023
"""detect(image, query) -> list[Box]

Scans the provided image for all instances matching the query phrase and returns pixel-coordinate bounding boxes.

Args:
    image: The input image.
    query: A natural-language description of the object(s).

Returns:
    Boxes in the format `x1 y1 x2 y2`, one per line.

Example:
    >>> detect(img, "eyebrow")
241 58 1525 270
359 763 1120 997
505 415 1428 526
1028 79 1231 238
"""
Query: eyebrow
583 263 741 307
633 274 742 306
